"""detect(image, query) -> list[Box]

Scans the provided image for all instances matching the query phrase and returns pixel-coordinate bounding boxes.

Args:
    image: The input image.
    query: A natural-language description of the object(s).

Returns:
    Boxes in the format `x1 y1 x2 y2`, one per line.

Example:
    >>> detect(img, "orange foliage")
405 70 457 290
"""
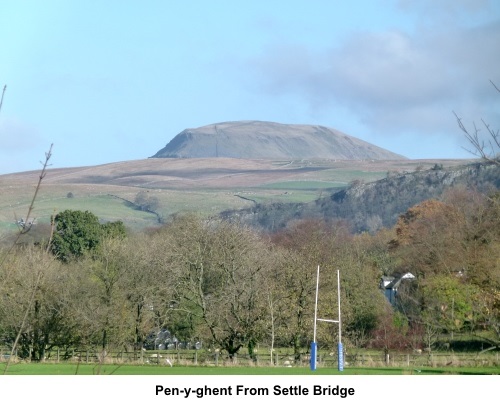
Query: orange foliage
393 199 461 247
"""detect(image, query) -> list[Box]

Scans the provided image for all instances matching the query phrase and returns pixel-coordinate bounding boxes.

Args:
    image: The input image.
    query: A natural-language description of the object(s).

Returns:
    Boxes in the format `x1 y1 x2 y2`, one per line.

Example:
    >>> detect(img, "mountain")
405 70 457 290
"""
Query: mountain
151 120 407 160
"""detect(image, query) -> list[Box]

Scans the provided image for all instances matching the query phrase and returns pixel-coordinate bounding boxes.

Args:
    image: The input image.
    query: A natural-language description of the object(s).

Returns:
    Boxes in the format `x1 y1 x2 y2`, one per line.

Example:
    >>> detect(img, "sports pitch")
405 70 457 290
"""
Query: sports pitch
1 363 497 375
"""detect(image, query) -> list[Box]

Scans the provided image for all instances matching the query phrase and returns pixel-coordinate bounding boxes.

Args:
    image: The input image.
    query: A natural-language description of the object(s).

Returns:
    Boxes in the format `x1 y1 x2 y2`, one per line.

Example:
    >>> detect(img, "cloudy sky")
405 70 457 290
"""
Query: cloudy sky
0 0 499 174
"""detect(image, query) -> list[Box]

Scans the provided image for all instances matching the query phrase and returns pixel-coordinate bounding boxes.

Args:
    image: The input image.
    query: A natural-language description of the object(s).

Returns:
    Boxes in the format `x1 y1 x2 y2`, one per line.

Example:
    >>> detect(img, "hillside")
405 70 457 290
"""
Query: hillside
0 158 469 237
221 162 500 233
151 120 407 160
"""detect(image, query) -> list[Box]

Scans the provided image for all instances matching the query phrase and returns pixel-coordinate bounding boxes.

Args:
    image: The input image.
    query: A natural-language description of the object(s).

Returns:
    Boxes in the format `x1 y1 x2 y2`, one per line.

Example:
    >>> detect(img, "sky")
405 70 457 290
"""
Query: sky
0 0 499 174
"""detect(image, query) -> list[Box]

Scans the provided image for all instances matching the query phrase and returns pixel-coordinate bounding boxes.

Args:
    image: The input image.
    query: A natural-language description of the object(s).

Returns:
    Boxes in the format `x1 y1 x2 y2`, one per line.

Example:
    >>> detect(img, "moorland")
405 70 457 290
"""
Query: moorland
0 157 473 236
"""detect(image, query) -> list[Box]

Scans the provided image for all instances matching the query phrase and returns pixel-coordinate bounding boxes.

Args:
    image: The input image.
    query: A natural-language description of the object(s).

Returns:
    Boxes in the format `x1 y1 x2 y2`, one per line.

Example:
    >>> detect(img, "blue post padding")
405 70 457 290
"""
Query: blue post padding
310 342 317 371
338 342 344 371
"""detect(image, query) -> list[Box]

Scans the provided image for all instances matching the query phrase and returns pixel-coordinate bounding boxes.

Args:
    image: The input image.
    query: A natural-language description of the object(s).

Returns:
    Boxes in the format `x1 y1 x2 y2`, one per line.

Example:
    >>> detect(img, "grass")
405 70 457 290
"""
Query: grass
1 362 497 375
259 181 347 190
313 169 388 183
0 194 159 234
0 185 322 237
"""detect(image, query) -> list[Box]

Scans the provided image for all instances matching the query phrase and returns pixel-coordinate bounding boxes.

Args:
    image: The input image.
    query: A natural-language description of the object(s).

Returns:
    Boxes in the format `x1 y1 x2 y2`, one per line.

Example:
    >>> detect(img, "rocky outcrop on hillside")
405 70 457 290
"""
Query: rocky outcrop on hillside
151 120 406 160
221 162 500 233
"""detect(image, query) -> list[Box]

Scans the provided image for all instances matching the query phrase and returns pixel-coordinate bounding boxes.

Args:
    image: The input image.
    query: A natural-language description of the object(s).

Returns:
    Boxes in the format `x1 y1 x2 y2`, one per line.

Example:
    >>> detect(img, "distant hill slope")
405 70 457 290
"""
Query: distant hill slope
0 156 479 238
221 162 500 233
151 120 407 160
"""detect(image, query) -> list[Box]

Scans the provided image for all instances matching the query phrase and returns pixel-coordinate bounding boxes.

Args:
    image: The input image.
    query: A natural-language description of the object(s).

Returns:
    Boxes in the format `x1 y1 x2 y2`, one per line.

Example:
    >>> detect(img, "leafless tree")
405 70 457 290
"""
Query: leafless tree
1 145 53 374
0 85 6 115
454 80 499 166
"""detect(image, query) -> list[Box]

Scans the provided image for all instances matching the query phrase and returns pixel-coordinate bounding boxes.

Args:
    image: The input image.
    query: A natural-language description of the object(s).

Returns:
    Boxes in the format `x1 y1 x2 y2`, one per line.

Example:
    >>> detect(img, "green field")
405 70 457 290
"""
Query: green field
1 363 497 375
259 181 347 190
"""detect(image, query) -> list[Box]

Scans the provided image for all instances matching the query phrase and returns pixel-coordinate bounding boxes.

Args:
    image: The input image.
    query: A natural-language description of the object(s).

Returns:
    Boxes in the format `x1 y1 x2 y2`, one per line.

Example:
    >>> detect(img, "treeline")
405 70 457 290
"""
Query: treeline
0 187 499 362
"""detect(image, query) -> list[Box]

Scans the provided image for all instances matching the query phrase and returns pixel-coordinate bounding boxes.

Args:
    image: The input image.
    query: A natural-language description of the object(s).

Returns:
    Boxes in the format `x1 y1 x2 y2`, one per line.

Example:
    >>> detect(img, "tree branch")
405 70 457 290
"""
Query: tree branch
0 145 54 374
454 81 500 166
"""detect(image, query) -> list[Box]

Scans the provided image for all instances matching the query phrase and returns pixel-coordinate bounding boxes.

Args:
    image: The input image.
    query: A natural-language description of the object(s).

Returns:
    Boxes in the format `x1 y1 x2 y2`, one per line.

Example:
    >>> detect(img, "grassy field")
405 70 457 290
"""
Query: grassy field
1 362 497 375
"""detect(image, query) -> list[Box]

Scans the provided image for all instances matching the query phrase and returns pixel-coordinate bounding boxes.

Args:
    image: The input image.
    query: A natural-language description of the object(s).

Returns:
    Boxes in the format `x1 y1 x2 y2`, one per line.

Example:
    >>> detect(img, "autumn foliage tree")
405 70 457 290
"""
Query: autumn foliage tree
389 189 500 348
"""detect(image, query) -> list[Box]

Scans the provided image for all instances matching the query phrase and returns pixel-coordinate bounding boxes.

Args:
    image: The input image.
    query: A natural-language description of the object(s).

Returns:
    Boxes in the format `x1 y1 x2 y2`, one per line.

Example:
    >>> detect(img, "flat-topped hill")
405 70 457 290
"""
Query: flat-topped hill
151 120 406 160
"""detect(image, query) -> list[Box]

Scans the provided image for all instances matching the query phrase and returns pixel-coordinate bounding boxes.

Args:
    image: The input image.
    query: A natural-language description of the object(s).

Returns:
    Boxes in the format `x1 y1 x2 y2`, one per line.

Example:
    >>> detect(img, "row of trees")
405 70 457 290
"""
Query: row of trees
0 185 498 362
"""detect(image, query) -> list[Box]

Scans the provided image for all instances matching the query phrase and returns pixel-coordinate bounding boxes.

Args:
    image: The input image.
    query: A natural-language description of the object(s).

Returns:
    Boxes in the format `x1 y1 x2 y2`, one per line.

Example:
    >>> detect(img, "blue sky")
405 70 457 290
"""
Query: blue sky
0 0 499 174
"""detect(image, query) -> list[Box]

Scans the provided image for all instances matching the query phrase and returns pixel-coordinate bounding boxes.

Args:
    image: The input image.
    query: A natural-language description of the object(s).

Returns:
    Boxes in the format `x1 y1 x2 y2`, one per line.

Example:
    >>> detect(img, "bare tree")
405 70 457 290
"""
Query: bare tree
163 215 271 360
1 145 53 374
0 85 6 115
454 80 499 166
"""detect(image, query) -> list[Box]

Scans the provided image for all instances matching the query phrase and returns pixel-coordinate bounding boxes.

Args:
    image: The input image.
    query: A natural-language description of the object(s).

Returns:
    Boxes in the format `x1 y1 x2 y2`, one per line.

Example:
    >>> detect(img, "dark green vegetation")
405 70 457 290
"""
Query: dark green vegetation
0 158 499 375
50 209 126 262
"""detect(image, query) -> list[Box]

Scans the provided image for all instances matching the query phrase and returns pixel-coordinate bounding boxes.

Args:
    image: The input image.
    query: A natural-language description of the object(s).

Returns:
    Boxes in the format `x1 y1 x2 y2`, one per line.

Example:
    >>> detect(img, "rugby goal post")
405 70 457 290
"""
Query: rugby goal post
310 266 343 372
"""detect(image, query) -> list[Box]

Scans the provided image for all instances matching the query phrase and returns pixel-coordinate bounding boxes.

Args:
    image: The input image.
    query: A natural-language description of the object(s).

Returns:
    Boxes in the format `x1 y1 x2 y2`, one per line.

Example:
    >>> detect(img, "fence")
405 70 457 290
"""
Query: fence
1 346 499 369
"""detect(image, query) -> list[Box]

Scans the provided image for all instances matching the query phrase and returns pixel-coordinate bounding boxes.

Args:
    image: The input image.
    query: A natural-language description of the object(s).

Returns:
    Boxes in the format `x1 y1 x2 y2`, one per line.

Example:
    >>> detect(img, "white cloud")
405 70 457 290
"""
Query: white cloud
249 8 500 144
396 0 492 18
